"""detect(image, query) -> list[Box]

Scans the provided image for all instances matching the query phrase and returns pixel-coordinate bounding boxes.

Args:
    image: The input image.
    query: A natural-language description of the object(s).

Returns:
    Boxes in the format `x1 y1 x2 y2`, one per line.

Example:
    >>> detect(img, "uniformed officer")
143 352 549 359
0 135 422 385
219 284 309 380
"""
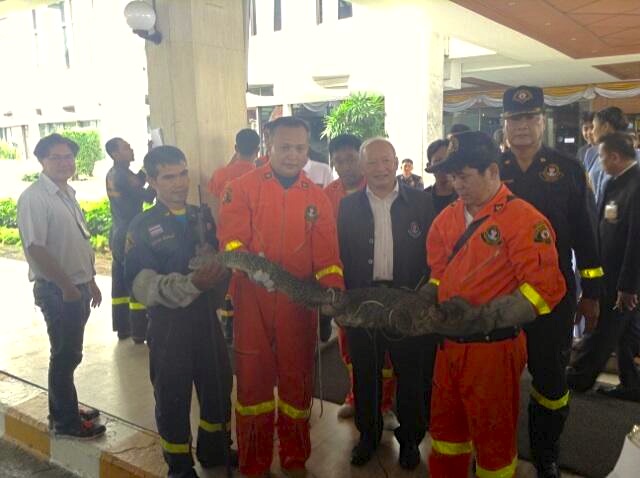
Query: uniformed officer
105 137 155 342
125 146 234 478
499 86 603 478
568 132 640 402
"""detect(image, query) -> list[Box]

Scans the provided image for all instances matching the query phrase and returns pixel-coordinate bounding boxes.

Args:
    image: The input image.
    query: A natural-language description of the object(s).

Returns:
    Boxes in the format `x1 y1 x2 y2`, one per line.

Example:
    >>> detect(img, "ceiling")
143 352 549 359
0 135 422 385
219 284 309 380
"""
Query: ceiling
452 0 640 59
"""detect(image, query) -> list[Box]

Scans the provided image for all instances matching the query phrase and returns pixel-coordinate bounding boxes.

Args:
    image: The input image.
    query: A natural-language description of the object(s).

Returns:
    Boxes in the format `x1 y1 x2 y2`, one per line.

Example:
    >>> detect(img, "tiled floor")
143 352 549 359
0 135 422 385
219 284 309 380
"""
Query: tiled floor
0 257 585 477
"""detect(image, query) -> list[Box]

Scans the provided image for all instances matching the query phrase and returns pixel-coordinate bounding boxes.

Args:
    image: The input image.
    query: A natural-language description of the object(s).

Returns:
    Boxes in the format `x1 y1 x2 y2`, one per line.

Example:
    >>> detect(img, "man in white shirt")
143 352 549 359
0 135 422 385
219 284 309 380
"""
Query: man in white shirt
17 133 105 439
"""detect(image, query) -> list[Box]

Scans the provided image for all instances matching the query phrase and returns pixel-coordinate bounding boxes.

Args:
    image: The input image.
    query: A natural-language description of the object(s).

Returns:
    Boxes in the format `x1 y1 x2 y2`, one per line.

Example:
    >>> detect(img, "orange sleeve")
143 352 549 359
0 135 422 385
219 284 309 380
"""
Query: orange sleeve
505 208 567 314
311 189 345 290
216 177 251 253
426 216 449 286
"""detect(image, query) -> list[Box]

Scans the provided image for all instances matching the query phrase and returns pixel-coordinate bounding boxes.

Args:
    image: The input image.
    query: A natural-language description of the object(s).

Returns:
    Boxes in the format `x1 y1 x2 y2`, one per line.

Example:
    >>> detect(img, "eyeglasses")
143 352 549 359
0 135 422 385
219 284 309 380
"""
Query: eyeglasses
45 154 75 161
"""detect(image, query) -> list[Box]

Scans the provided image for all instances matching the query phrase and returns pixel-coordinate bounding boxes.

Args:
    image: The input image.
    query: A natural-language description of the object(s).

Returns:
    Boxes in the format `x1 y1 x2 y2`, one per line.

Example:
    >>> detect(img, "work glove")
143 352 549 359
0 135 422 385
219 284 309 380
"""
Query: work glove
251 269 275 292
418 282 439 305
477 289 537 331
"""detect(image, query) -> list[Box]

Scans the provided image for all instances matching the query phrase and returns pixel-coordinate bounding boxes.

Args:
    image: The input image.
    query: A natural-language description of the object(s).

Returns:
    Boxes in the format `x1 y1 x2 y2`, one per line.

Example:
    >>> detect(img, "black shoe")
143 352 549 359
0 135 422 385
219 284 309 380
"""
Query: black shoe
117 331 131 340
597 385 640 402
351 438 377 467
199 449 239 468
398 441 420 470
168 469 199 478
55 420 106 440
79 406 100 421
132 336 146 344
535 461 560 478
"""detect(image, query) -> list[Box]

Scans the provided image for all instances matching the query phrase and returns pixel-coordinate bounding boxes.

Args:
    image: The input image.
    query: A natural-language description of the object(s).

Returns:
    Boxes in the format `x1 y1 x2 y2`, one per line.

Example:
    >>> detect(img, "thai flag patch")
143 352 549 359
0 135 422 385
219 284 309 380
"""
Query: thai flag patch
148 224 164 237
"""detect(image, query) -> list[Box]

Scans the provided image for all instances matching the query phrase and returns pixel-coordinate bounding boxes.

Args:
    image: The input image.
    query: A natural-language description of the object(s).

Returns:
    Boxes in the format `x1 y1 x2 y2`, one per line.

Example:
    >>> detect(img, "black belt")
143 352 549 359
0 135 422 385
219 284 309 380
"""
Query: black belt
447 326 520 344
371 280 394 288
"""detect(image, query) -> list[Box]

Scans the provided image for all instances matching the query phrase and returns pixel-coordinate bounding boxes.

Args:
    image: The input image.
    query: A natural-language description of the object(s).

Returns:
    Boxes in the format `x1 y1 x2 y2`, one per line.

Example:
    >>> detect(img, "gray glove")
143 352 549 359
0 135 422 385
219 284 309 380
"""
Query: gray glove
418 282 439 304
476 289 537 332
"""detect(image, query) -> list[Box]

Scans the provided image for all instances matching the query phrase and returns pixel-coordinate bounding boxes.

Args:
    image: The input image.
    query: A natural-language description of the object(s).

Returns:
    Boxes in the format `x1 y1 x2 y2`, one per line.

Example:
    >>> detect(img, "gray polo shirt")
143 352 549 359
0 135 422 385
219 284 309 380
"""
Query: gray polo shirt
17 173 95 284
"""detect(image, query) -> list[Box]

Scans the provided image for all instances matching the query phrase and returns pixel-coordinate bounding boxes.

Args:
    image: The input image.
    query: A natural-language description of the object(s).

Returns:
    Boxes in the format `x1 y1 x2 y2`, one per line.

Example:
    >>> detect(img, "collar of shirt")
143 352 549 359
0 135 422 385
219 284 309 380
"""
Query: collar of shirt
38 172 76 197
365 180 399 204
613 161 638 180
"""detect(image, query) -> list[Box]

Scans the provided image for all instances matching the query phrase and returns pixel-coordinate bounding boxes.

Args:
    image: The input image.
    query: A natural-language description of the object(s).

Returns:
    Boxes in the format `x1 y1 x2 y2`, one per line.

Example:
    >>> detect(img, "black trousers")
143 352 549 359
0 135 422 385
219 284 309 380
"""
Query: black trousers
569 296 640 392
33 280 91 431
345 327 436 446
147 300 233 475
524 293 575 464
111 249 148 340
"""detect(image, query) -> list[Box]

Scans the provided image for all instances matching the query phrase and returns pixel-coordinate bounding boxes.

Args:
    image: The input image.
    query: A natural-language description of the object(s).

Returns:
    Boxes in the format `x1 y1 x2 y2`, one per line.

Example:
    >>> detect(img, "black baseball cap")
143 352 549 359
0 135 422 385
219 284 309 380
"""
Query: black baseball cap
426 131 499 174
502 85 544 119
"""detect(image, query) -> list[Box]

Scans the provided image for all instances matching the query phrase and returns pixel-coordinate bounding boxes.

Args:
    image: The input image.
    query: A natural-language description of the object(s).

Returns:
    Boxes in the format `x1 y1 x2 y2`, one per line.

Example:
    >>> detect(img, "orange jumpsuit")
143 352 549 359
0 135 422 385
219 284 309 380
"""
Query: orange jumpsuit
426 185 566 478
218 165 344 475
207 157 255 200
323 177 395 411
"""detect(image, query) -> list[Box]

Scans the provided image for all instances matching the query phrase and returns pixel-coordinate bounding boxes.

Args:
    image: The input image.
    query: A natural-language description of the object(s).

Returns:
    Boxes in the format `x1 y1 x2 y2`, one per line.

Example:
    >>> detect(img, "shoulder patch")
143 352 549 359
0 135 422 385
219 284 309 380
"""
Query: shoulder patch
539 163 564 183
481 225 502 246
125 233 135 254
533 222 552 244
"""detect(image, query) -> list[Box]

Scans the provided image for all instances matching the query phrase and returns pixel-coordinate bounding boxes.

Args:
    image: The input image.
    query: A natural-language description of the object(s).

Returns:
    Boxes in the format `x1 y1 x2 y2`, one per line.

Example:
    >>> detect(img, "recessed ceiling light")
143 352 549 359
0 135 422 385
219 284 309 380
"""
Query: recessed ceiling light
570 37 577 41
507 1 517 6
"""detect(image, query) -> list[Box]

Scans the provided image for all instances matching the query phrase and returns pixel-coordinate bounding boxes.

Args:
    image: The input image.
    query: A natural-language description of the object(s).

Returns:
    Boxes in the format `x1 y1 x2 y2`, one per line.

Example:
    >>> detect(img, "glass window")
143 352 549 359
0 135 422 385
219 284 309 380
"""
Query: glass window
274 0 281 31
338 0 352 19
32 1 71 69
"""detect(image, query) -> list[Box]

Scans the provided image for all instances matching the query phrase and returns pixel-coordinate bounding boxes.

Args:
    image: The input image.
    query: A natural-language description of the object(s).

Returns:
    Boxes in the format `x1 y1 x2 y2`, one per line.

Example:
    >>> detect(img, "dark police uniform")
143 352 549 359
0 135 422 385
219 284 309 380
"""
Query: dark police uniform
338 183 437 464
499 86 603 470
106 164 154 340
569 163 640 396
124 202 232 476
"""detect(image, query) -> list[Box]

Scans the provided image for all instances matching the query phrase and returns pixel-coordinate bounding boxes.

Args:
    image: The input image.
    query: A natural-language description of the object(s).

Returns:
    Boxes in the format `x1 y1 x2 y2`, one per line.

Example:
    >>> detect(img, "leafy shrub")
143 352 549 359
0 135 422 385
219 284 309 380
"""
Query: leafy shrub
60 129 103 178
90 234 109 253
0 227 21 245
322 92 386 140
21 172 40 182
0 199 17 228
80 199 112 237
0 141 17 160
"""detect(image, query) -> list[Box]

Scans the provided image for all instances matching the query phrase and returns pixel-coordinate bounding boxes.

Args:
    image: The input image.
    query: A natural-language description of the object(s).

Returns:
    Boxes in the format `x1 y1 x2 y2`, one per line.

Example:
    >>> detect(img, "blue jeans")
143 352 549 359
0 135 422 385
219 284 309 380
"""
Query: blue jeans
33 280 91 430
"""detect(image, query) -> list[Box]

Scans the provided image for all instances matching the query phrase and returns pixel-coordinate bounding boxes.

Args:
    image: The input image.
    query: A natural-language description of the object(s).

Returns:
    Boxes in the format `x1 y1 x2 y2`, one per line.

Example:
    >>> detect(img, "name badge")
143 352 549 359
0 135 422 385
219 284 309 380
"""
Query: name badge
604 201 618 222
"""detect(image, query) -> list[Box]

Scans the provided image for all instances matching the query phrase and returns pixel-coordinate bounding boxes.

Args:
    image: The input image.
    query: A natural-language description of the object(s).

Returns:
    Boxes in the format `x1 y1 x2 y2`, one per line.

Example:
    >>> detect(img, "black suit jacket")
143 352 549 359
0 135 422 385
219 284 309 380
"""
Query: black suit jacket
337 183 436 290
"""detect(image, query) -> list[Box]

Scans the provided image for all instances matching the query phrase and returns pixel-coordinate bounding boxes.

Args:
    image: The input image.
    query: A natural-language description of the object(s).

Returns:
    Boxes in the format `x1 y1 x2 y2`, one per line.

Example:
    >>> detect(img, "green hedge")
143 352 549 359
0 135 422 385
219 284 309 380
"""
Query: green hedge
60 129 103 178
0 198 112 252
0 141 17 160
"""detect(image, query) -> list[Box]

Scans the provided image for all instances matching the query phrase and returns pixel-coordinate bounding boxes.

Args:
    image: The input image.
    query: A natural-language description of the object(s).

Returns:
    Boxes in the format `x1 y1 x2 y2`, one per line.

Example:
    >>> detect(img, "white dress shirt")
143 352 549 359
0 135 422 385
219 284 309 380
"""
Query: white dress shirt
303 159 333 187
366 181 399 281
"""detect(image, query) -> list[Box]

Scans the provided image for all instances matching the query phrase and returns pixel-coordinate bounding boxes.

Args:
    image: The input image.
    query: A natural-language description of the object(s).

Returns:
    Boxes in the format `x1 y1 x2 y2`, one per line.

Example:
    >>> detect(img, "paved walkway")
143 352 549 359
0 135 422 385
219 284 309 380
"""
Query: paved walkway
0 438 78 478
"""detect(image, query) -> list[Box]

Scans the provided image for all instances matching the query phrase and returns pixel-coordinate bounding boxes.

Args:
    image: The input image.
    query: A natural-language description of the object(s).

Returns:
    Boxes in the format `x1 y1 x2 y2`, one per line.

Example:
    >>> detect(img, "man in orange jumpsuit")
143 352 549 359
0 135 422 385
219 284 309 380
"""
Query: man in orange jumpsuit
218 116 344 478
425 131 566 478
323 134 396 421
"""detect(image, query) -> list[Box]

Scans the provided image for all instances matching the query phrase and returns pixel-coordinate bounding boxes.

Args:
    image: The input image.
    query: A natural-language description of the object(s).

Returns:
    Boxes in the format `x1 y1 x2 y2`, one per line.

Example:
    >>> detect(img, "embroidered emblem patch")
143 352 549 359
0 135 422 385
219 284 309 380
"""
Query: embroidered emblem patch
301 181 309 190
447 135 459 155
305 204 318 223
533 222 552 244
481 225 502 246
148 224 164 237
222 187 232 205
408 221 422 239
125 233 135 253
264 172 273 179
539 163 563 183
513 88 533 104
494 203 505 212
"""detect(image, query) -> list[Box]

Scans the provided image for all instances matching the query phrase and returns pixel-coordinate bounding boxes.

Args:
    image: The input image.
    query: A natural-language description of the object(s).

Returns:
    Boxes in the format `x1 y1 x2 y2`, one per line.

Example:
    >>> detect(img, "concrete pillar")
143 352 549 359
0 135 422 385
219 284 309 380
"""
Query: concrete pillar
350 3 444 178
146 0 248 203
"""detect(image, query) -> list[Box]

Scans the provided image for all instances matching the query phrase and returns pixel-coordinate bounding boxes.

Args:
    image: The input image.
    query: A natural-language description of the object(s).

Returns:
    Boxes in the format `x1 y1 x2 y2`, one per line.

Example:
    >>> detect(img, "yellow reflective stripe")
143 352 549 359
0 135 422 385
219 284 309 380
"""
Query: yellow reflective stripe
428 278 440 286
382 368 393 379
160 438 190 454
476 455 518 478
278 399 311 420
518 282 551 315
315 265 344 281
112 296 130 305
199 419 230 433
225 240 244 252
431 439 472 456
219 310 234 317
235 400 276 416
579 267 604 279
129 301 146 311
346 363 353 372
531 386 569 411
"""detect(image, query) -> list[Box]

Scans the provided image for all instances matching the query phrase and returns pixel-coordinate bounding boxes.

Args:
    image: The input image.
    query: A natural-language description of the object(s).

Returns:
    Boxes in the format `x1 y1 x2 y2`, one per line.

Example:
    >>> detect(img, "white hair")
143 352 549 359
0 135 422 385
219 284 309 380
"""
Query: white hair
359 137 396 159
